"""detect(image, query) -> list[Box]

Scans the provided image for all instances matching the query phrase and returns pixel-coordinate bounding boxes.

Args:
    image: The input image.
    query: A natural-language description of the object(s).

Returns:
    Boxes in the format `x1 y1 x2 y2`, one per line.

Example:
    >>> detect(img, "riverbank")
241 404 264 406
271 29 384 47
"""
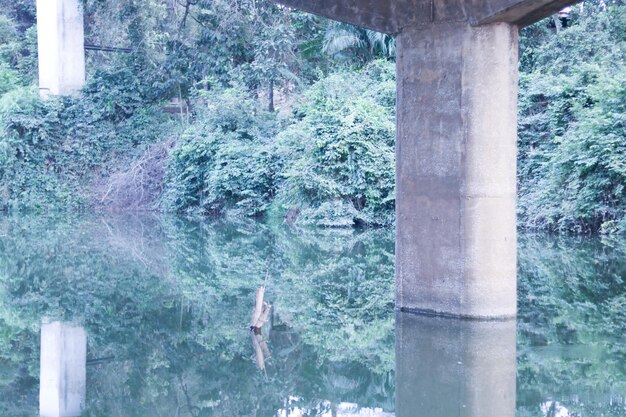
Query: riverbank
0 3 625 233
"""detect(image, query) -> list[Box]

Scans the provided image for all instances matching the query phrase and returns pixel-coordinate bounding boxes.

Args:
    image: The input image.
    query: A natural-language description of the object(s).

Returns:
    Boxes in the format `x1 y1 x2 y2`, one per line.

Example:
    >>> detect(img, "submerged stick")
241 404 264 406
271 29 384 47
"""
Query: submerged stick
252 333 266 371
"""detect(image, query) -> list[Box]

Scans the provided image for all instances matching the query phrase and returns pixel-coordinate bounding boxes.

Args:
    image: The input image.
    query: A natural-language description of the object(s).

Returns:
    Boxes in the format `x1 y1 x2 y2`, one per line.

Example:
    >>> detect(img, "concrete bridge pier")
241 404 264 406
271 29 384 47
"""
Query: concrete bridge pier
36 0 85 97
268 0 580 319
395 22 518 319
395 312 517 417
40 321 87 417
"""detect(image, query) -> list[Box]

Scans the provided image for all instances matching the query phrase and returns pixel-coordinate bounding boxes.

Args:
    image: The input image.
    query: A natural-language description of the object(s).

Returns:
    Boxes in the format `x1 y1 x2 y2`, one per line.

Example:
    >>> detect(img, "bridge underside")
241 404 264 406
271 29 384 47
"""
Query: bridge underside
275 0 576 319
274 0 576 34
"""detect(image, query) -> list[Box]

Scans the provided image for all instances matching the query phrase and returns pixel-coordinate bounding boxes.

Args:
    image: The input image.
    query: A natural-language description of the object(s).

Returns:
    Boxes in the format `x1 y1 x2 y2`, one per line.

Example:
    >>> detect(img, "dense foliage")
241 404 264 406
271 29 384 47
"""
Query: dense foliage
154 61 396 226
0 70 174 212
273 62 395 226
0 0 625 232
518 4 626 234
162 88 281 217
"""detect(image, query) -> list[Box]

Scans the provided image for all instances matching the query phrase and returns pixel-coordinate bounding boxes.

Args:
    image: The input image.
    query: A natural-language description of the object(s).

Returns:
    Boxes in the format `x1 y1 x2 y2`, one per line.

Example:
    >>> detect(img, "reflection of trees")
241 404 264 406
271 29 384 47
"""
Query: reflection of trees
2 215 624 417
273 226 395 375
0 215 396 416
0 215 181 416
517 234 626 416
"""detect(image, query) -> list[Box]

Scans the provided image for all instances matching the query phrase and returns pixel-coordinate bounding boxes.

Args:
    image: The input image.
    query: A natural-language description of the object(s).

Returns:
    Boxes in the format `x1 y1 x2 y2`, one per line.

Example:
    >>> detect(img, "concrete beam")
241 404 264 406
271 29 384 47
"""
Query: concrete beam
273 0 400 34
274 0 578 33
395 21 518 319
476 0 580 26
40 321 87 417
36 0 86 97
396 313 516 417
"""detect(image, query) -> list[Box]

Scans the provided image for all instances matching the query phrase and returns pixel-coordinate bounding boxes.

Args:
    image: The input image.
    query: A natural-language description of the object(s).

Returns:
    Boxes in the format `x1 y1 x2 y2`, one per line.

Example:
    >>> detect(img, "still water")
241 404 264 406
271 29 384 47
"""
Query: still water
0 215 624 417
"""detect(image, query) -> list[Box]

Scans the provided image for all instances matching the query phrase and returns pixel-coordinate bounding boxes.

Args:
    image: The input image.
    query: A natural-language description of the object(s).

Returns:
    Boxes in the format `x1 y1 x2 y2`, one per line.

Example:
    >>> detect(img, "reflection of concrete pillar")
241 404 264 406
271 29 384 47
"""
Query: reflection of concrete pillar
396 313 516 417
36 0 85 97
395 22 518 319
40 321 86 417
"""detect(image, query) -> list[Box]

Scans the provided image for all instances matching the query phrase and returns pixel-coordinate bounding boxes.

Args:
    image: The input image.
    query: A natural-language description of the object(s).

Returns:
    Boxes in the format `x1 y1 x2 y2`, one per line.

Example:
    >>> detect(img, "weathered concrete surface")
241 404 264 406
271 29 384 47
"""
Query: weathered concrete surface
396 312 516 417
36 0 85 97
40 321 86 417
395 22 518 319
271 0 572 318
274 0 578 33
273 0 400 33
477 0 580 26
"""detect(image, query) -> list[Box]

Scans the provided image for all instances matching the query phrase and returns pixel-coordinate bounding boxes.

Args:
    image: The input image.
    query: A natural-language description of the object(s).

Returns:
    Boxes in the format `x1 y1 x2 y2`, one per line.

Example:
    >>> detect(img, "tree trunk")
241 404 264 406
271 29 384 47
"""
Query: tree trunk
268 78 275 112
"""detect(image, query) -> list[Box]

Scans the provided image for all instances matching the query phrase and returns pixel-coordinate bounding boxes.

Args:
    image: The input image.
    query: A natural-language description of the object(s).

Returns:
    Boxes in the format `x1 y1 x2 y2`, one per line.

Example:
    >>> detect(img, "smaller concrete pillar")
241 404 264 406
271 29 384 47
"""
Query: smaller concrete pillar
395 21 519 318
396 313 516 417
40 321 87 417
36 0 86 97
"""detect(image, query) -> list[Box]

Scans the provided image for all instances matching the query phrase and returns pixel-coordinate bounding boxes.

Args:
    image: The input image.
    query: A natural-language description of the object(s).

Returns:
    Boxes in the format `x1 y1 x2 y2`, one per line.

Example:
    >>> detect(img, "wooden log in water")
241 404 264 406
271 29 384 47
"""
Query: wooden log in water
255 302 272 329
251 333 266 371
250 287 265 328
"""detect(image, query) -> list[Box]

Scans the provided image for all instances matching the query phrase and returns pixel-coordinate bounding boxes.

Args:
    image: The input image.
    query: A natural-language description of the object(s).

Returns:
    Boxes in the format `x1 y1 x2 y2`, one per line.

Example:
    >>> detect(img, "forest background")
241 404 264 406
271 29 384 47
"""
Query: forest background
0 0 624 234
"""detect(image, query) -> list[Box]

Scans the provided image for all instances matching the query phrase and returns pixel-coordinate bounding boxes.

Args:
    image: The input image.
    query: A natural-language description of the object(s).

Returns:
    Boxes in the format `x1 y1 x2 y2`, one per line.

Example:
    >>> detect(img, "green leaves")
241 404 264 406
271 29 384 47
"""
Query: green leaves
518 5 626 234
275 61 396 227
163 88 279 216
0 69 173 213
164 62 396 226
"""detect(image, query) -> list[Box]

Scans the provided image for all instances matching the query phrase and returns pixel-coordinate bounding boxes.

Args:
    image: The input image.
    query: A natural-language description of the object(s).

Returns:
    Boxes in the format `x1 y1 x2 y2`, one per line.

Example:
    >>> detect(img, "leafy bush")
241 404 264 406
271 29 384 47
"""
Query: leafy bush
163 61 396 226
163 88 280 216
520 71 626 233
274 61 396 227
518 5 626 234
0 69 173 212
0 15 37 87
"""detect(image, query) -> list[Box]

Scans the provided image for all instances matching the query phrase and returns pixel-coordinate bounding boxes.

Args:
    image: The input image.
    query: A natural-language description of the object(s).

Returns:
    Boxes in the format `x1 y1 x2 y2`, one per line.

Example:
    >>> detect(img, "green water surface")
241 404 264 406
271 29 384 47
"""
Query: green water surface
0 215 624 416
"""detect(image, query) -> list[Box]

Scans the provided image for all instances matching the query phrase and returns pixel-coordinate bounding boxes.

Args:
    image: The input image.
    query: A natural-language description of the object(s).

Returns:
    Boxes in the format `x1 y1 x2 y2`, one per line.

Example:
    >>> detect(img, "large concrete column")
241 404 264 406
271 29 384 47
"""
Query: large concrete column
395 312 516 417
40 321 87 417
36 0 86 97
395 22 518 319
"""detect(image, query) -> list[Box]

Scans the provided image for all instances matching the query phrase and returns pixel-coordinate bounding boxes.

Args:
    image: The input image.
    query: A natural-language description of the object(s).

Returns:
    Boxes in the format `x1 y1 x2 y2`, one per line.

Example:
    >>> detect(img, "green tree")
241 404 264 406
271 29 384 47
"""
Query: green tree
274 61 396 227
518 3 626 234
